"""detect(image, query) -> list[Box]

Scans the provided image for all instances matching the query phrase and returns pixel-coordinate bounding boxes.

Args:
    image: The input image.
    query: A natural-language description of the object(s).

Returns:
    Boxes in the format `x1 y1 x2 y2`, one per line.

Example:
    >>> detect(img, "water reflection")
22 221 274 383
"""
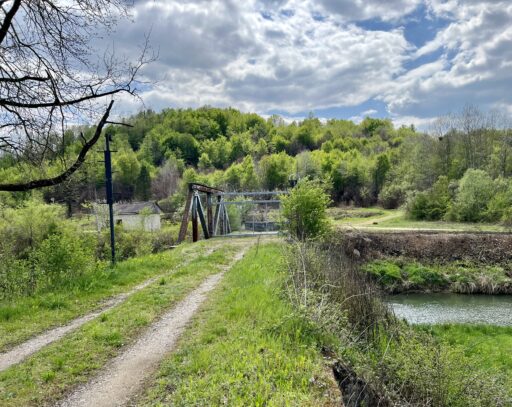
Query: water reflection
387 293 512 326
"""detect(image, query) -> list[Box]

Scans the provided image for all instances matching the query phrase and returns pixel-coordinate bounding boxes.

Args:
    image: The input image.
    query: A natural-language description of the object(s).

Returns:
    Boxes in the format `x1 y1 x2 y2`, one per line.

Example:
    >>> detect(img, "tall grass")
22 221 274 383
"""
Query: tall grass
283 238 510 406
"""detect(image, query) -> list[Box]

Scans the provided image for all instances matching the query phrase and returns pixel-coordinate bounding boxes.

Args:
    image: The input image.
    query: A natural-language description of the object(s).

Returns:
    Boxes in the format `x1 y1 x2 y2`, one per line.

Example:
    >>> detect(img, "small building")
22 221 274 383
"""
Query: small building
114 202 162 231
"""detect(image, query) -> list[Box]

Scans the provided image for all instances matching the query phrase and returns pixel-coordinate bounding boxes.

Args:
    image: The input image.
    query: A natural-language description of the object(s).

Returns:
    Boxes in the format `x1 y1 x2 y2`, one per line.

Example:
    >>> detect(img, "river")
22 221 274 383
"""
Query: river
388 293 512 325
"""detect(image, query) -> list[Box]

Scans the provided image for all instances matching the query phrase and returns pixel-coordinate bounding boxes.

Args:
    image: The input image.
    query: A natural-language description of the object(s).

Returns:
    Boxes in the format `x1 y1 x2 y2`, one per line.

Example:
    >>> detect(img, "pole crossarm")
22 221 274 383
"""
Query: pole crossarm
190 183 223 194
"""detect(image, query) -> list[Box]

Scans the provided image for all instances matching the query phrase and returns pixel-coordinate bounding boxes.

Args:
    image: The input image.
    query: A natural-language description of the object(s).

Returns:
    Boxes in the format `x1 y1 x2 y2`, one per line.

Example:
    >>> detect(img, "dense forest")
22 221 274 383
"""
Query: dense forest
1 105 512 224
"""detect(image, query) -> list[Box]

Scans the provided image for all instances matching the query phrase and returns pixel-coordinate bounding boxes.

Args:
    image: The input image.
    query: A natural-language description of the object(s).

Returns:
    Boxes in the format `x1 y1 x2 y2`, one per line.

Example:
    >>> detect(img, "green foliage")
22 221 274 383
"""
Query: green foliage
447 169 495 222
378 181 408 209
258 152 294 190
30 230 96 291
135 165 151 200
4 105 512 225
163 132 200 166
364 260 402 285
407 176 451 220
281 179 331 241
363 259 512 294
114 150 141 185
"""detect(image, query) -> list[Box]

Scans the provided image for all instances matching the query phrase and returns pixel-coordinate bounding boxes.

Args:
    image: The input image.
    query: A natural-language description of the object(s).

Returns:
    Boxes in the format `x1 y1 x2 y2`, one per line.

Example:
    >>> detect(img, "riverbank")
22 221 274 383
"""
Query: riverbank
364 259 512 294
330 230 512 294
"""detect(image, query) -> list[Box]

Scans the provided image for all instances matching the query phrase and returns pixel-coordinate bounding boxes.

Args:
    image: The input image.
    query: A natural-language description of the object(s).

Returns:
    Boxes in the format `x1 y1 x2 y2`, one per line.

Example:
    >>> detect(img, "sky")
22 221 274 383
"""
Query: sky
109 0 512 129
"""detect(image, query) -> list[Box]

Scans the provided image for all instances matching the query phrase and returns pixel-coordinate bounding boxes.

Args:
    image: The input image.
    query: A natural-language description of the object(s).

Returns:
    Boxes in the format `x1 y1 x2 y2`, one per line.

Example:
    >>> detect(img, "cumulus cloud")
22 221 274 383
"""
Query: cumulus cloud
383 1 512 118
105 0 512 127
316 0 422 22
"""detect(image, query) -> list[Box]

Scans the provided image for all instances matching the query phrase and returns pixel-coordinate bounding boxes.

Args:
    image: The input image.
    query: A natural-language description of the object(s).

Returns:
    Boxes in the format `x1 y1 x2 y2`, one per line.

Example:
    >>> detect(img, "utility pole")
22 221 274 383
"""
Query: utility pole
104 132 116 264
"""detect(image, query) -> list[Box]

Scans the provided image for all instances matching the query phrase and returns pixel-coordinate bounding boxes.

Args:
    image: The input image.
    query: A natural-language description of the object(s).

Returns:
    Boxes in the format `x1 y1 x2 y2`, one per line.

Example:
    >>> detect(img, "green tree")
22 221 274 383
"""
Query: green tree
164 132 200 166
372 154 390 197
136 165 151 200
281 179 331 241
448 169 495 222
259 153 293 190
114 150 141 185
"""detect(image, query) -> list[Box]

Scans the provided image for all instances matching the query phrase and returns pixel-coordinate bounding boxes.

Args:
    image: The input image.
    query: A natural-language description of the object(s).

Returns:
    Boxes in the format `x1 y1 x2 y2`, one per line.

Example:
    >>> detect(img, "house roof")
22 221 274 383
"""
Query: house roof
115 202 162 215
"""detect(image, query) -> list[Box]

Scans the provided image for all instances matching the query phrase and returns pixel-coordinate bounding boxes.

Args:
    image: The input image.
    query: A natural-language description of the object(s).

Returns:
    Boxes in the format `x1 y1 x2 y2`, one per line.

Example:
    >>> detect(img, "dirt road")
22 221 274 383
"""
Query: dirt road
55 247 248 407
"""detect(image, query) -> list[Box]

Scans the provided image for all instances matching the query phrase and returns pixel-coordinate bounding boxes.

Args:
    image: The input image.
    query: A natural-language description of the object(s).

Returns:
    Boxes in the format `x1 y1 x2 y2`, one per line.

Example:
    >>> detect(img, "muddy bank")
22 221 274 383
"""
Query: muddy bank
333 230 512 265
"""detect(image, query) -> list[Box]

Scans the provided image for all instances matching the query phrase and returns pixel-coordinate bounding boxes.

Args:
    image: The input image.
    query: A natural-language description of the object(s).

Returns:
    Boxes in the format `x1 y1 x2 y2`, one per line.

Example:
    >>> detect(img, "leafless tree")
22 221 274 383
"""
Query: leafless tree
151 159 180 200
0 0 153 191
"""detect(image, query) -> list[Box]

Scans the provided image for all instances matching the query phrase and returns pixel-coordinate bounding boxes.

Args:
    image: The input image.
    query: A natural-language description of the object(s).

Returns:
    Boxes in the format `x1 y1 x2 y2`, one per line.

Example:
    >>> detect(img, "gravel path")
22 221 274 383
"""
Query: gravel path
0 245 220 373
55 247 248 407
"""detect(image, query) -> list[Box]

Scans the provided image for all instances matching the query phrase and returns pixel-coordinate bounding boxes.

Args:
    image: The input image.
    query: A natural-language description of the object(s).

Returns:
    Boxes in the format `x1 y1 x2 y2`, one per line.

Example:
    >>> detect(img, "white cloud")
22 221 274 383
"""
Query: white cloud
383 1 512 118
316 0 422 22
111 0 412 115
104 0 512 124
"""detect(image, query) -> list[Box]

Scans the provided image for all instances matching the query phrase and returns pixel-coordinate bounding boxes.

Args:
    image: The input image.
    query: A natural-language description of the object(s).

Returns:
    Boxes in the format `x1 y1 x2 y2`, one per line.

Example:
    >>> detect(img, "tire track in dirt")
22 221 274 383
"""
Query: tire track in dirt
0 244 221 373
55 246 249 407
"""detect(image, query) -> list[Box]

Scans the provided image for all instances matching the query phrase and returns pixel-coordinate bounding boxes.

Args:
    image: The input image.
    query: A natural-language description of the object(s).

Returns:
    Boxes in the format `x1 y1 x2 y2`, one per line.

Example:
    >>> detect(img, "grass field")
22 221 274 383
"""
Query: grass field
138 243 340 406
331 207 509 232
419 324 512 390
363 259 512 293
0 243 242 406
0 241 219 351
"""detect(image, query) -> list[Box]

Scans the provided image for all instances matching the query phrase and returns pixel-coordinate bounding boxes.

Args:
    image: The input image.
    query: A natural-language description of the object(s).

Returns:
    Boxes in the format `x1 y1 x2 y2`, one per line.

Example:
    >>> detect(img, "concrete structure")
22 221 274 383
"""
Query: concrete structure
114 202 162 232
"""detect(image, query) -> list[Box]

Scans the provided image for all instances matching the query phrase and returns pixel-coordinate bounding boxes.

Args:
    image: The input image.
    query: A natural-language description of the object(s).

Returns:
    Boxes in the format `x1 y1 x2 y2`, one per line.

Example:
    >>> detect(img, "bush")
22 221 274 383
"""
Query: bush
0 201 65 258
281 179 331 241
406 176 451 220
378 181 408 209
447 169 495 222
31 230 96 292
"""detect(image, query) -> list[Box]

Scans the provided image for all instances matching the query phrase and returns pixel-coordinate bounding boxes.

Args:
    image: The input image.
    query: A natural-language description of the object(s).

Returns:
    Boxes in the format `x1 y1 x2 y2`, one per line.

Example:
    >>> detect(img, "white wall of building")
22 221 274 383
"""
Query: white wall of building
116 214 161 231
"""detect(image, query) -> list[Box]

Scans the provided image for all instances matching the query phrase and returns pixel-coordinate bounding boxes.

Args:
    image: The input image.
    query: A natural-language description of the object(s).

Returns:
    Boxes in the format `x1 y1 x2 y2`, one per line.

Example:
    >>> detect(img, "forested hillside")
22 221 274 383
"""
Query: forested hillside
1 105 511 223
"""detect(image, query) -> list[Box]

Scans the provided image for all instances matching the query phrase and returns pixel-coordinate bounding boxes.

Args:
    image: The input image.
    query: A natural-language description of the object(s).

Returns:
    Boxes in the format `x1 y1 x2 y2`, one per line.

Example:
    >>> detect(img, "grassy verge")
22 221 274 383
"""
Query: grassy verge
419 324 512 390
138 244 340 407
0 243 243 406
0 241 217 352
329 207 394 225
364 259 512 293
369 212 508 232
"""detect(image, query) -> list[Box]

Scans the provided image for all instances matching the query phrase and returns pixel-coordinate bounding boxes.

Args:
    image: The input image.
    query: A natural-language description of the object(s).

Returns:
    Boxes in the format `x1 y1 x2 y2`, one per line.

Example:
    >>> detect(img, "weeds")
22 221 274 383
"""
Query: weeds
283 238 510 406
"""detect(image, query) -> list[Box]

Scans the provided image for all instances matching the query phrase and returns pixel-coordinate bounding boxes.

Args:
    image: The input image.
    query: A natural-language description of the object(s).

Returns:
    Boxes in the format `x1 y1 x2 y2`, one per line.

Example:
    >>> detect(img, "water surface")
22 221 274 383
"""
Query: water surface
388 293 512 326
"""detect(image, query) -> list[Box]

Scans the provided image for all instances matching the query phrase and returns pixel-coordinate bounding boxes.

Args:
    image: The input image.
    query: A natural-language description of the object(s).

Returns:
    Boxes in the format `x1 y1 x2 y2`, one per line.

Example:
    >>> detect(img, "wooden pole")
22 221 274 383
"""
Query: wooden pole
197 195 209 239
192 193 199 242
207 193 213 236
177 189 193 243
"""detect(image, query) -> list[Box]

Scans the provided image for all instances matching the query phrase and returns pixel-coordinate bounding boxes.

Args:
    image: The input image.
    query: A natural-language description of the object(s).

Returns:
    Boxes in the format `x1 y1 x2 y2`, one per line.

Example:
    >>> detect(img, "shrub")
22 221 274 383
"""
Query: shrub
406 176 451 220
378 181 408 209
0 201 65 258
447 169 495 222
281 178 331 241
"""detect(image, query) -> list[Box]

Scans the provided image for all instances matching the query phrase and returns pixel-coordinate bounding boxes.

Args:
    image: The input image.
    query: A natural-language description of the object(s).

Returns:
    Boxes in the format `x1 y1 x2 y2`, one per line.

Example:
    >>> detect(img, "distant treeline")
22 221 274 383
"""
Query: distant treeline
1 105 511 223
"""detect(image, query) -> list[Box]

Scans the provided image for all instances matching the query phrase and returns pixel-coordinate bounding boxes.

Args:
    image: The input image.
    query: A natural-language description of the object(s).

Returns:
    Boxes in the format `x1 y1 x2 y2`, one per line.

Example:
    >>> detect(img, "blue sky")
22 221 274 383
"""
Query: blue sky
111 0 512 129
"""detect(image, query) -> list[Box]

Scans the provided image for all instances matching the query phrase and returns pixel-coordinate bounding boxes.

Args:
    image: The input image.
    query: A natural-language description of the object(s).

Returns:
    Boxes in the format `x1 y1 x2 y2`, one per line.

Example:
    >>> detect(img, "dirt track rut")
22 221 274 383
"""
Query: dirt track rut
0 245 220 373
55 247 248 407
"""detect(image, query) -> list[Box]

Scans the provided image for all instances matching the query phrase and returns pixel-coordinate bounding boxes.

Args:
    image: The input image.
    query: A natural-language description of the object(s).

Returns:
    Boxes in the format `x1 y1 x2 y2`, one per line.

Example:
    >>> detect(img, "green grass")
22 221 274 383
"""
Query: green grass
329 207 394 225
363 259 512 293
0 241 220 352
330 207 509 232
370 212 508 232
0 242 244 406
419 324 512 389
138 244 339 407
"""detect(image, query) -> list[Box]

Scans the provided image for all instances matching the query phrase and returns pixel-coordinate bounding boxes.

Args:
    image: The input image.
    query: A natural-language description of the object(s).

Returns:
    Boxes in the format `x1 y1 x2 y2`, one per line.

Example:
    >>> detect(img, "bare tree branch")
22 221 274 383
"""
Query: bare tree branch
0 0 21 44
0 100 114 191
0 0 155 189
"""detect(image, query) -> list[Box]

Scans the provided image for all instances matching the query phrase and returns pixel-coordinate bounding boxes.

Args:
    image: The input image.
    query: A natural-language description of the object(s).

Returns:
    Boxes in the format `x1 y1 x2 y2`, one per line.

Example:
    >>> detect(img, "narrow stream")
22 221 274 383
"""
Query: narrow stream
387 293 512 326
